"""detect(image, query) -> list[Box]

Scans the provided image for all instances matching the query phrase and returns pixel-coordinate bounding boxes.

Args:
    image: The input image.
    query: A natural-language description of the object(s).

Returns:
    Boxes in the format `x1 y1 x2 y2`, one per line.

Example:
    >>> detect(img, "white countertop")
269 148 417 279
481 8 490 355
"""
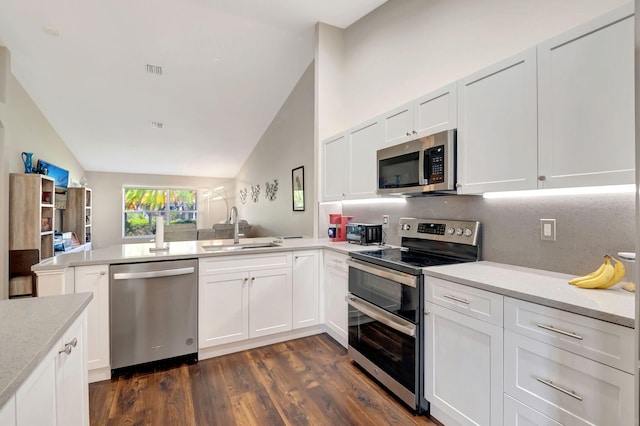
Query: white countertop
424 261 635 328
33 237 385 271
0 293 93 409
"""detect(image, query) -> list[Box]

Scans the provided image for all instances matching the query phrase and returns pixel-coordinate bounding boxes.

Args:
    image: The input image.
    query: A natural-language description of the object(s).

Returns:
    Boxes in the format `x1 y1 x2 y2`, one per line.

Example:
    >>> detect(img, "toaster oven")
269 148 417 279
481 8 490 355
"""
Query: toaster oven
345 223 383 245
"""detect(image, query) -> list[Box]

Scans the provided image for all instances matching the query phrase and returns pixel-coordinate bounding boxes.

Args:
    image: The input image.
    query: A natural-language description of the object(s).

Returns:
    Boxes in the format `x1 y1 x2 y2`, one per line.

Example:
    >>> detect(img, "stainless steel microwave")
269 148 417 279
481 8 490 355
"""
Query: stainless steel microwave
376 129 456 196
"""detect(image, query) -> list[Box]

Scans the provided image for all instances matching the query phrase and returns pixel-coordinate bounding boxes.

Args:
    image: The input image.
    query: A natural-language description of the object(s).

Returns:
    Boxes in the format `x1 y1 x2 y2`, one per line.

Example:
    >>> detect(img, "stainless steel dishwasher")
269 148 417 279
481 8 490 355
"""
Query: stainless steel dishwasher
110 258 198 371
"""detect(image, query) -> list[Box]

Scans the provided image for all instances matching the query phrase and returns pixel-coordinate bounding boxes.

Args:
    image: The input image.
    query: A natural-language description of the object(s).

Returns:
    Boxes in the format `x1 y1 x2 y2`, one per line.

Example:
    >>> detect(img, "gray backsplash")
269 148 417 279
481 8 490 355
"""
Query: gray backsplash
331 192 635 276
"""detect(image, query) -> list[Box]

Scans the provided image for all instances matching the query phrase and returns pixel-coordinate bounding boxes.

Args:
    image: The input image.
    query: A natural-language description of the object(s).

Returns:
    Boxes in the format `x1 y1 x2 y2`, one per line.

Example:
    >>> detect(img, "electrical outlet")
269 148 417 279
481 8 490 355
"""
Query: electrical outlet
382 215 390 229
540 219 556 241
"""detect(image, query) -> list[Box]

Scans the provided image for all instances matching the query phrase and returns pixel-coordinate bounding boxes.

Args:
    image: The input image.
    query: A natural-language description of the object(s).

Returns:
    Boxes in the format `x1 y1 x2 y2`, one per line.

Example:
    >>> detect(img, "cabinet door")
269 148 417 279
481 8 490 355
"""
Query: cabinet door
0 396 16 426
323 252 349 347
75 265 110 373
292 251 319 329
56 311 89 426
322 133 348 201
348 119 383 199
249 268 293 338
425 302 503 426
199 272 249 347
382 102 414 145
457 48 538 194
413 83 457 138
16 345 57 426
538 5 634 189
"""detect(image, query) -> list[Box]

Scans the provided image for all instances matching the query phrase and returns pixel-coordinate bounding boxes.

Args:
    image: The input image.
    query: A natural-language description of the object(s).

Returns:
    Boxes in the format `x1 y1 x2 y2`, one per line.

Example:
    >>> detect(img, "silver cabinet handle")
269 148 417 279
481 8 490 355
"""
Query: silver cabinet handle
537 324 583 340
536 377 583 401
443 294 470 304
243 278 248 283
538 175 547 181
113 267 195 280
346 295 415 338
251 277 255 281
412 130 417 135
59 337 78 355
406 132 411 136
456 183 462 188
99 271 106 275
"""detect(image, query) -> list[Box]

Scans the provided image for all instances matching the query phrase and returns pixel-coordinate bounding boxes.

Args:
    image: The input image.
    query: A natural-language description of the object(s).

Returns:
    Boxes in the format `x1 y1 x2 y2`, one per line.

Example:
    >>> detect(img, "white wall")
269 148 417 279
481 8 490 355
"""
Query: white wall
0 47 8 300
235 62 315 238
318 0 629 137
6 75 85 180
2 48 85 299
86 171 234 248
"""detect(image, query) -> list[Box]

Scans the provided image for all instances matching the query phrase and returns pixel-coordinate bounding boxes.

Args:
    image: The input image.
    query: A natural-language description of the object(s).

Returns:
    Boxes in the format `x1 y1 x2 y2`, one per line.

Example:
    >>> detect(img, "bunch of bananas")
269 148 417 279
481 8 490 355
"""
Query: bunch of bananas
568 255 626 289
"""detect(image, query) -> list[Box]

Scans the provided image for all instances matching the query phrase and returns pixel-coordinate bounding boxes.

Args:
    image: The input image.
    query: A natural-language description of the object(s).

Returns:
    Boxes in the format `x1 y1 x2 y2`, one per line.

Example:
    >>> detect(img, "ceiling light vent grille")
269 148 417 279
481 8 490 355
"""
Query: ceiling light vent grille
146 64 163 75
151 122 164 129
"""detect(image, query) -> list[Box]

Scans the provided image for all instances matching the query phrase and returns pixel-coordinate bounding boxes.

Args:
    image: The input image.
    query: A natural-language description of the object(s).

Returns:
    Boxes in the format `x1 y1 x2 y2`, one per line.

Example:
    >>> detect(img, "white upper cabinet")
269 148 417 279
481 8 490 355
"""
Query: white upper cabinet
382 103 414 145
322 133 348 201
537 5 634 189
382 84 458 146
413 83 457 138
457 48 538 194
348 118 383 199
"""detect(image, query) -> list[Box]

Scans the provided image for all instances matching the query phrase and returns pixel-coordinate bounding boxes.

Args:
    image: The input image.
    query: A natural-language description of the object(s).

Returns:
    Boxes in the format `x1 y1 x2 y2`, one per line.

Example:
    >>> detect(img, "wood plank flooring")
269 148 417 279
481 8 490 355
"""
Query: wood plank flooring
90 333 439 425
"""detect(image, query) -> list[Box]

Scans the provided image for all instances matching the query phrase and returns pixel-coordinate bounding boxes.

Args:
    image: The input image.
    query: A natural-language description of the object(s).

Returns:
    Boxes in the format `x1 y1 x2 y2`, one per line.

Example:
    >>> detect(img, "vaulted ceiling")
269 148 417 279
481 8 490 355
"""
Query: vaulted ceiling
0 0 386 177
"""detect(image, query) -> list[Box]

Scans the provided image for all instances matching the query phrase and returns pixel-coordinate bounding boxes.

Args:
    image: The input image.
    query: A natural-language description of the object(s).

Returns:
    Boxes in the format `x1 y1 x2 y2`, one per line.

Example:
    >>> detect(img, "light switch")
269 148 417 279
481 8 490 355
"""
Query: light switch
540 219 556 241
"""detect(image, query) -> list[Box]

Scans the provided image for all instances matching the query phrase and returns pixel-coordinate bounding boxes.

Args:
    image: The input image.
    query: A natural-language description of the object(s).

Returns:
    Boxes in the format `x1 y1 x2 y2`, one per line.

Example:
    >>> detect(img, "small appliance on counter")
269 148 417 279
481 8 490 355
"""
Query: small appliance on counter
346 223 383 245
328 214 353 241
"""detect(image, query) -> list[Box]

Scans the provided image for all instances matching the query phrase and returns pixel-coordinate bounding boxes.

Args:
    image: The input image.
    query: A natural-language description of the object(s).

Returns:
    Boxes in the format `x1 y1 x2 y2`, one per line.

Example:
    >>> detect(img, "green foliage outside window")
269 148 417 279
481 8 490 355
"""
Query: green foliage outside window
123 188 197 237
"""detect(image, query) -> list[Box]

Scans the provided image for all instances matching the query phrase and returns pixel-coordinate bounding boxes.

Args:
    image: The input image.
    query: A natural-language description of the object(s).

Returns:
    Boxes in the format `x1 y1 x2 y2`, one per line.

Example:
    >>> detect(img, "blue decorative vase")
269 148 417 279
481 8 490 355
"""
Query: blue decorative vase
21 152 33 174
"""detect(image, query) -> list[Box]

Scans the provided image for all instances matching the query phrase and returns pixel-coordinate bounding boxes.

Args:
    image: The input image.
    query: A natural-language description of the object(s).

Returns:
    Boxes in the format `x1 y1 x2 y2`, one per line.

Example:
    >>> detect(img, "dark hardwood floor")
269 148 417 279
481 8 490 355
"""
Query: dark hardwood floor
89 333 439 425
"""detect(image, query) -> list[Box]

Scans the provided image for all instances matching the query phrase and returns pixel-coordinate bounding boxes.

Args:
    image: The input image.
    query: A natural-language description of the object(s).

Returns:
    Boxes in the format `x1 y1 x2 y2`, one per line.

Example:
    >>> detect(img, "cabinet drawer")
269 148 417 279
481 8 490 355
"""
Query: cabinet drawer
504 330 633 426
323 250 349 273
199 252 292 275
425 277 503 326
504 394 562 426
504 297 634 373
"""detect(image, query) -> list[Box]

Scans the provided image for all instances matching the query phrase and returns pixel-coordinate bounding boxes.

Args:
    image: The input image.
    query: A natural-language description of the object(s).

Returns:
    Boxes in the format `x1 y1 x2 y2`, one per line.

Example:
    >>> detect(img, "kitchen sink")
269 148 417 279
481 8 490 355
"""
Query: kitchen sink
201 242 281 252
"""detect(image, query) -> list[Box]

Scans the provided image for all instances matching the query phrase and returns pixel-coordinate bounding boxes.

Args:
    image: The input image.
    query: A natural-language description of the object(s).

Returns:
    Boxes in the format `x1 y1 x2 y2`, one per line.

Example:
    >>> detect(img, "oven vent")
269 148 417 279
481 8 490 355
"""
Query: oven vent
151 121 164 129
146 64 163 75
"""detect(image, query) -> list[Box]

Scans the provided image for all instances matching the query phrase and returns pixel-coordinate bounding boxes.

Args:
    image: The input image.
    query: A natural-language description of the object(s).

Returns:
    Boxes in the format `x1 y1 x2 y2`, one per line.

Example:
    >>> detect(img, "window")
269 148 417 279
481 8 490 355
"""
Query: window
123 187 197 238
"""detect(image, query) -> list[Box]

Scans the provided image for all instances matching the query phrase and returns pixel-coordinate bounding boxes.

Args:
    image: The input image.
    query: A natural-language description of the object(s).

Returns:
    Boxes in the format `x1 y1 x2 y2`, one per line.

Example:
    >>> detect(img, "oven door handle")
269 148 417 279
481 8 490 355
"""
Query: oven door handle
346 295 416 338
347 259 418 288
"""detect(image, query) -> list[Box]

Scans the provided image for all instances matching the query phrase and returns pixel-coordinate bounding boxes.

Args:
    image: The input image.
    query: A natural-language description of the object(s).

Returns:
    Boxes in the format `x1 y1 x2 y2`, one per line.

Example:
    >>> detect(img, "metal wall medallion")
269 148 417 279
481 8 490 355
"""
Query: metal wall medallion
251 185 260 203
265 179 278 201
239 188 248 204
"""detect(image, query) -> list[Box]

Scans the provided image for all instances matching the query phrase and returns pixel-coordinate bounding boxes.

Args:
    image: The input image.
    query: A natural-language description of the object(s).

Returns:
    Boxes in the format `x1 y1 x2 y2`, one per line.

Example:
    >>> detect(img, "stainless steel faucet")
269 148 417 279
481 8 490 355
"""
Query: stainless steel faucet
230 206 239 244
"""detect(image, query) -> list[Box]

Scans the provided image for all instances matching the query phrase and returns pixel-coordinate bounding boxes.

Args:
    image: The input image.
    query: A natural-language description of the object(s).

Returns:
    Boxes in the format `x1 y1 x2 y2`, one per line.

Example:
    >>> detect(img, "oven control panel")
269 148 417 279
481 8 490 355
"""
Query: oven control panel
398 217 480 246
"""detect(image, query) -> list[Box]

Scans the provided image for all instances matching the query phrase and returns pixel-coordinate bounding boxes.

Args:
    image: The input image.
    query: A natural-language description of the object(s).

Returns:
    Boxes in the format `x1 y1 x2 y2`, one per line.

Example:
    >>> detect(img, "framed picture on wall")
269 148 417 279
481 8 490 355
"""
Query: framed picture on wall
292 166 304 211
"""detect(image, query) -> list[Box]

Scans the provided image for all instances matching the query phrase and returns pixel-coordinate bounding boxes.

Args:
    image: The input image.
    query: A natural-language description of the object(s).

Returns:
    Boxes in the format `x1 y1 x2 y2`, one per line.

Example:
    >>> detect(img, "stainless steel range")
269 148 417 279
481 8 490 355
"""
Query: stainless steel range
347 217 481 413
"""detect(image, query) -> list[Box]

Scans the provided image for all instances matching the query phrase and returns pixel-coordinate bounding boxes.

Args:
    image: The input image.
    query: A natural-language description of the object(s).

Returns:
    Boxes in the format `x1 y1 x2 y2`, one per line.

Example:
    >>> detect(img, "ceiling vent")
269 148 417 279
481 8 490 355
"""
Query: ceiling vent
146 64 163 75
151 121 164 129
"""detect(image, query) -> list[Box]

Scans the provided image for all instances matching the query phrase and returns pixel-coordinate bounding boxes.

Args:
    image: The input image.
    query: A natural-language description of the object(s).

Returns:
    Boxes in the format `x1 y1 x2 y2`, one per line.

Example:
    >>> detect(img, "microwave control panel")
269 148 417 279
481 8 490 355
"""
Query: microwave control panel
425 146 445 184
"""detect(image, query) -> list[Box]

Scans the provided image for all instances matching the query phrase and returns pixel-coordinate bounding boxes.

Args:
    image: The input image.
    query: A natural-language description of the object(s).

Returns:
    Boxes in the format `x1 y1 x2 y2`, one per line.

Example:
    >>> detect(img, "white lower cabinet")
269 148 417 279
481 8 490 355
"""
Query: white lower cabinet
0 396 16 426
198 253 294 349
503 296 634 425
425 300 503 426
199 271 249 347
322 250 349 347
12 310 88 426
55 312 89 426
292 250 319 329
248 268 292 338
503 394 562 426
74 265 110 382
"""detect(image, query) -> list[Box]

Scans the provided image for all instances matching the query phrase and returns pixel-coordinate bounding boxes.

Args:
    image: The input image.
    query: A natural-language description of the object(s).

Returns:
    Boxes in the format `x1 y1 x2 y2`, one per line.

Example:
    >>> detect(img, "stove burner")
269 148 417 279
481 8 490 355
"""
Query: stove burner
356 248 461 268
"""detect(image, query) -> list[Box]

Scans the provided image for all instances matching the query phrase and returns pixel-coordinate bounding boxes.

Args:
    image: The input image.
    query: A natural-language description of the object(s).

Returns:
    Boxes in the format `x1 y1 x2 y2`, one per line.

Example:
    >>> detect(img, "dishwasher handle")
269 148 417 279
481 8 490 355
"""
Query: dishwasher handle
112 267 195 280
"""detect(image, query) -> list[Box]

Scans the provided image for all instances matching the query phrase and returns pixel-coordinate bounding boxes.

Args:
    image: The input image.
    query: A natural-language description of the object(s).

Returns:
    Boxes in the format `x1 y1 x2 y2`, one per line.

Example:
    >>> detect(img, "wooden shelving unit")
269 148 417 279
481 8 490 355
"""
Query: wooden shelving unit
63 187 92 244
9 173 55 257
9 173 56 296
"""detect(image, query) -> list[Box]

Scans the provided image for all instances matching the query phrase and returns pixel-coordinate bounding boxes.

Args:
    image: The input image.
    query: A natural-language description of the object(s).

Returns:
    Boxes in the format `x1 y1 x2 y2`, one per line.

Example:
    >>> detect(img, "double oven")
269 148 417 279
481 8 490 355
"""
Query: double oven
347 218 481 413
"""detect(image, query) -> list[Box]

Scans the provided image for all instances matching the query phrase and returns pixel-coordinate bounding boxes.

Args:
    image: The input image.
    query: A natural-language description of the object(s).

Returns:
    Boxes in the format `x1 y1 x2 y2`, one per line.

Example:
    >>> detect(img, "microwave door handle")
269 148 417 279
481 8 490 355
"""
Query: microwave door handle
423 149 431 185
